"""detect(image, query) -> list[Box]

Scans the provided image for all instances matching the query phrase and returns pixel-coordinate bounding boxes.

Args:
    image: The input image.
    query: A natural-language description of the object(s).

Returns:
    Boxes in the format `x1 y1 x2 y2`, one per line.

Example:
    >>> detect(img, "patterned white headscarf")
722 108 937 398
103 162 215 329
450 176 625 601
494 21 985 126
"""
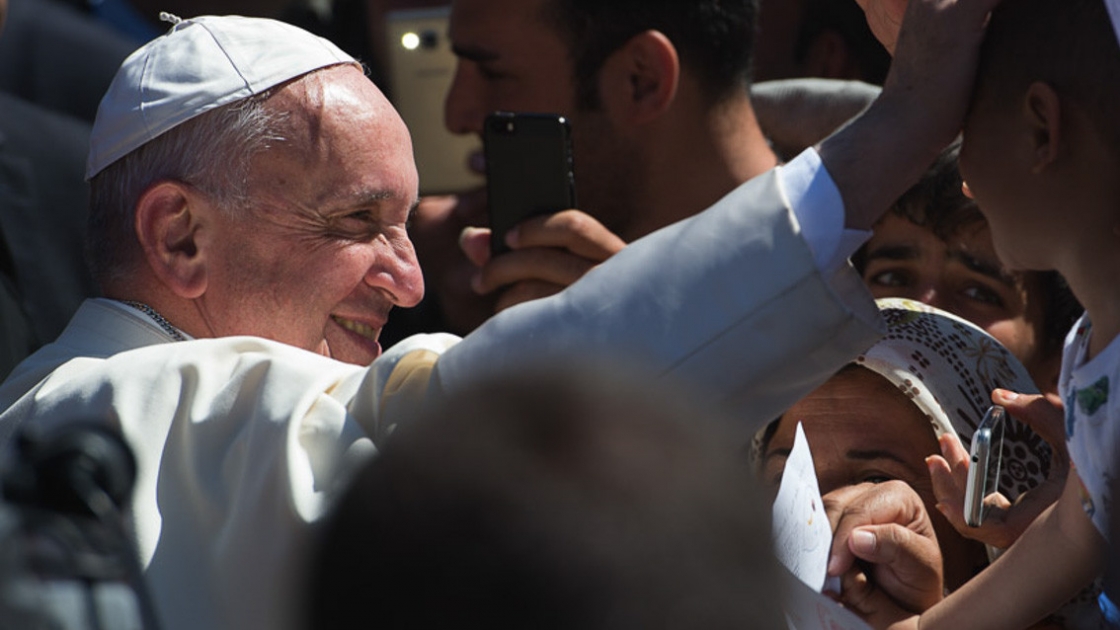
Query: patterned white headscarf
856 298 1050 501
752 298 1050 503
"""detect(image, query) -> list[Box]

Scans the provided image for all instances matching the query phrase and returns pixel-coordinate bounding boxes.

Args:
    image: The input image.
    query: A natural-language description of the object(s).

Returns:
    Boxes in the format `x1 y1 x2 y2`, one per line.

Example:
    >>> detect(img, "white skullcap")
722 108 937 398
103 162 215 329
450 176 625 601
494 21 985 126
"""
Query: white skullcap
86 14 357 179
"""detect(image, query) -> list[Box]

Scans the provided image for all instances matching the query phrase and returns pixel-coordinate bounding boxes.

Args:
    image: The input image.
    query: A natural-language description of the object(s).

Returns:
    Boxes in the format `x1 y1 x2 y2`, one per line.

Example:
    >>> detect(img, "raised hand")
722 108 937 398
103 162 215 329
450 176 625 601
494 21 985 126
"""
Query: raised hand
854 0 908 54
927 389 1070 550
824 481 944 626
459 209 625 313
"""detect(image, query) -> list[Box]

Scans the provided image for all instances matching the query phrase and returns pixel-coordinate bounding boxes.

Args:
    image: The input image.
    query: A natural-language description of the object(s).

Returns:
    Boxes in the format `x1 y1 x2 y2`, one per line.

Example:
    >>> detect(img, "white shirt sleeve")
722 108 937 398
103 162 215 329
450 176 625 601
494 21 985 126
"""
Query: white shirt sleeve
437 165 883 437
778 148 872 274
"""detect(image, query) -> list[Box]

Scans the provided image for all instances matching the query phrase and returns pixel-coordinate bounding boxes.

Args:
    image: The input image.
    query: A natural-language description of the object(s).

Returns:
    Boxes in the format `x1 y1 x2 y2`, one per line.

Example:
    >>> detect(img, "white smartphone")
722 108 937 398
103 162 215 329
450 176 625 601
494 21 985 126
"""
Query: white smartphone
385 6 483 195
964 405 1006 527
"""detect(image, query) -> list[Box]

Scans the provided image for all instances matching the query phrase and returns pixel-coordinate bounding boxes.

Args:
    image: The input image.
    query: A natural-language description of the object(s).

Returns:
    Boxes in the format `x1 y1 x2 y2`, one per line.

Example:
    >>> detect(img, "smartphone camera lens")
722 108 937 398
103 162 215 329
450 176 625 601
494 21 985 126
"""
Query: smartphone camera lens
490 116 515 135
420 30 439 50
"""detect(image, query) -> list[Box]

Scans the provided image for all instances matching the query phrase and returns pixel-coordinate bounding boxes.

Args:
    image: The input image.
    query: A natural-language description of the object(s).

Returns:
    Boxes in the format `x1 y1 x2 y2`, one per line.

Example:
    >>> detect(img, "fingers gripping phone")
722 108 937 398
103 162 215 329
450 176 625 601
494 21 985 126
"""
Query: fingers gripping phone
484 112 577 256
964 405 1006 527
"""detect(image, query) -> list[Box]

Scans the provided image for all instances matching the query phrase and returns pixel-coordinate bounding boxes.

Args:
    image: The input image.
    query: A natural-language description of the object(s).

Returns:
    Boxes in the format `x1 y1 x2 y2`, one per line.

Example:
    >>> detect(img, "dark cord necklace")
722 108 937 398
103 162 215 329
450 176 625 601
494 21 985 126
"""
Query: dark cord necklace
120 301 187 342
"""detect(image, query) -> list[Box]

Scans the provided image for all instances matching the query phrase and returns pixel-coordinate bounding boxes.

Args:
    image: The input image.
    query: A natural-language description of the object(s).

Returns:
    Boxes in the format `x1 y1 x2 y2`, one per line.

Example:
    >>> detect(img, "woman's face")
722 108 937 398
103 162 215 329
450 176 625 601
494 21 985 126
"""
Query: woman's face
763 366 986 589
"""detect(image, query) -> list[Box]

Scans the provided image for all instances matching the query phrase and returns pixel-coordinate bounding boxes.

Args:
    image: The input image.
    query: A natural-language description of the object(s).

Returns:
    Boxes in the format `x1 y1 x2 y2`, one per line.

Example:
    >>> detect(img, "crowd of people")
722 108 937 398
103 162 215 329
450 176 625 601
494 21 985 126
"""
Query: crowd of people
0 0 1115 628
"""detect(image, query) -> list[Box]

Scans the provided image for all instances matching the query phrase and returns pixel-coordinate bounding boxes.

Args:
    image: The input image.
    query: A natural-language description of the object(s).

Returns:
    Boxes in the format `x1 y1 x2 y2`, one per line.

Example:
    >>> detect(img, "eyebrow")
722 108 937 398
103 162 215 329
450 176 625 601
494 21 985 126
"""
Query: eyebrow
451 43 499 63
319 190 395 214
863 244 917 263
947 250 1018 288
763 448 791 466
763 447 912 468
864 243 1017 288
845 449 911 466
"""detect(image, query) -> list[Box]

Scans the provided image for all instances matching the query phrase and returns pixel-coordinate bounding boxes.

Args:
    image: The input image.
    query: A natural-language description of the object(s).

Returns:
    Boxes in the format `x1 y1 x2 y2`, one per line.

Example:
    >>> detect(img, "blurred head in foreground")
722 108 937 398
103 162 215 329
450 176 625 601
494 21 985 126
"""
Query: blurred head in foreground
307 362 782 629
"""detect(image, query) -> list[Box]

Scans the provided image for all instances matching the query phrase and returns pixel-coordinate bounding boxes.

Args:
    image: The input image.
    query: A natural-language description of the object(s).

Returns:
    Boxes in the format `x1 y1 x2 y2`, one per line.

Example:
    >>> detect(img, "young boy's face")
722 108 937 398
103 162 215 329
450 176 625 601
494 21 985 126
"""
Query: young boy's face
958 93 1044 273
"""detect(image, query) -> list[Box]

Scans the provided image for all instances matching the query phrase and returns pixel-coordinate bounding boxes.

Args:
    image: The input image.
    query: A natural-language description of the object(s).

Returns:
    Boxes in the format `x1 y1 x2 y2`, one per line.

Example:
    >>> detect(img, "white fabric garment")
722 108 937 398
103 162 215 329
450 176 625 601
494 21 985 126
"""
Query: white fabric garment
0 150 882 630
1061 313 1120 541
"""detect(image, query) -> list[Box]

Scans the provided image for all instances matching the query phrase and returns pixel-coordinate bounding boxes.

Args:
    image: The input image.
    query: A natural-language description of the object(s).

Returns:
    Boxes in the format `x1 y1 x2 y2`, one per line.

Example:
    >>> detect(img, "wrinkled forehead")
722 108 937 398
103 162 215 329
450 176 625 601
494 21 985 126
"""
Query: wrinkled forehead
249 66 418 202
266 66 414 163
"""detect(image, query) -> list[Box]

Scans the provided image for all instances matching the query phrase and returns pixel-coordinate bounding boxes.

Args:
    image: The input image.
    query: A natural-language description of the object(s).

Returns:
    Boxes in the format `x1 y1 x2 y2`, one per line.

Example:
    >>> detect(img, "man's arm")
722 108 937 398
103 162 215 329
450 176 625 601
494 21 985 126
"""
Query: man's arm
437 165 883 437
819 0 1002 231
436 0 1005 436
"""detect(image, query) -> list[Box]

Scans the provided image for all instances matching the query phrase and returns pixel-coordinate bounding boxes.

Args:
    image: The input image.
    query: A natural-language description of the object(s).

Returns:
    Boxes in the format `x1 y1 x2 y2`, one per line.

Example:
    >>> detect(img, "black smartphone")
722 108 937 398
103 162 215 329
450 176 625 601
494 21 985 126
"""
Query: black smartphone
964 405 1006 527
484 112 577 256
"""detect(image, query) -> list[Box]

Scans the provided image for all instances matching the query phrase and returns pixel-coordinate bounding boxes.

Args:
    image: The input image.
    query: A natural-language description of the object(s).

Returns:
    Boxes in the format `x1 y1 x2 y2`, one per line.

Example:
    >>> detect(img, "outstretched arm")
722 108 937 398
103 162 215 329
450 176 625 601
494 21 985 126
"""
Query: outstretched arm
912 469 1105 630
820 0 1004 232
437 0 1010 435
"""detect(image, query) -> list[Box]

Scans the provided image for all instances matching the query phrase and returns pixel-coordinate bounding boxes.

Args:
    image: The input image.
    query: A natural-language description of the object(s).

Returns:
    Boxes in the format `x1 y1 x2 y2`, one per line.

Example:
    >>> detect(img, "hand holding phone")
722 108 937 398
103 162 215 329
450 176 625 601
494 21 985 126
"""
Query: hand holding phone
963 405 1006 527
484 112 577 256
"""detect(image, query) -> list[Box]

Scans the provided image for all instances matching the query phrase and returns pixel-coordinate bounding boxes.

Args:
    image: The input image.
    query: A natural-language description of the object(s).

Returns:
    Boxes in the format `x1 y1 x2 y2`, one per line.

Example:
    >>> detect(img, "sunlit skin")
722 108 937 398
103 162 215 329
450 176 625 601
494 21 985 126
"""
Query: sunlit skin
764 366 987 590
956 90 1052 274
446 0 577 133
861 213 1054 391
193 66 424 366
444 0 635 235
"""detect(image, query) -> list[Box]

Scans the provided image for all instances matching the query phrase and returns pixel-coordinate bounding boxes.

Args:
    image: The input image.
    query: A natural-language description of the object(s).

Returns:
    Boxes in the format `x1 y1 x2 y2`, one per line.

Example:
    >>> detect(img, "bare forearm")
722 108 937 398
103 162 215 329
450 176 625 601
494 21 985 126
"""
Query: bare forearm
817 93 947 231
821 0 1003 232
918 474 1105 630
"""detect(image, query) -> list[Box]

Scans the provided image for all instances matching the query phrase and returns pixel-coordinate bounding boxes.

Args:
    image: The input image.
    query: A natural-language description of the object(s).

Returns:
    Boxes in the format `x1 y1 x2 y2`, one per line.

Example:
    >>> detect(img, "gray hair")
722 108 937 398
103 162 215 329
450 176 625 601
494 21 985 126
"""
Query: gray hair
87 91 287 290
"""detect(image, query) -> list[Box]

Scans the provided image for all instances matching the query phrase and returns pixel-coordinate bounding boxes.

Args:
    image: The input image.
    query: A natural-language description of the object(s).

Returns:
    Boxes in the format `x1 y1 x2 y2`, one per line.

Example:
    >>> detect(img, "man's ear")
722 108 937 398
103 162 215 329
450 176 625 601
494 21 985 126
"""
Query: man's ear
1022 81 1063 174
134 181 209 299
597 30 680 126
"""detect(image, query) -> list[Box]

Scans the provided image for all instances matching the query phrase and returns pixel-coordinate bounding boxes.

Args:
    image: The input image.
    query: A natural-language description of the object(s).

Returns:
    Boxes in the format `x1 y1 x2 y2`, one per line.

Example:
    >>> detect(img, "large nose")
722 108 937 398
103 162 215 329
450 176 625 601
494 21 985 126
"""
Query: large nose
916 284 948 310
367 236 425 308
444 60 486 136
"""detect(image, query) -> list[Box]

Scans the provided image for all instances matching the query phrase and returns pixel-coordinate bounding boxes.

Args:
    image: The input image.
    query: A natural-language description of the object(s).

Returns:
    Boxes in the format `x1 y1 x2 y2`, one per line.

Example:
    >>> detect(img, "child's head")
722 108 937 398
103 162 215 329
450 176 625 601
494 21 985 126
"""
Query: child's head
958 0 1120 272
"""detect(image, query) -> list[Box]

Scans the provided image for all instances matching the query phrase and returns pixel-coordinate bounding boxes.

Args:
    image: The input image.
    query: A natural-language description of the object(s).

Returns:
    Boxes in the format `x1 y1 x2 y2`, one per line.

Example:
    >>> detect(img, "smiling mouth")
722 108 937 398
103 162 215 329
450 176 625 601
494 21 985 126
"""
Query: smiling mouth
331 315 381 342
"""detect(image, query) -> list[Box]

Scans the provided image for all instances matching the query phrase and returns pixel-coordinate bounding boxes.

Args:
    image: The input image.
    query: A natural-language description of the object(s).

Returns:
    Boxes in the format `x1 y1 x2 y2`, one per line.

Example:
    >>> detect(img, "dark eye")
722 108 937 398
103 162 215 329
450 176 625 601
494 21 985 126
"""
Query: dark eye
344 210 375 223
867 269 911 288
961 284 1005 307
860 473 896 484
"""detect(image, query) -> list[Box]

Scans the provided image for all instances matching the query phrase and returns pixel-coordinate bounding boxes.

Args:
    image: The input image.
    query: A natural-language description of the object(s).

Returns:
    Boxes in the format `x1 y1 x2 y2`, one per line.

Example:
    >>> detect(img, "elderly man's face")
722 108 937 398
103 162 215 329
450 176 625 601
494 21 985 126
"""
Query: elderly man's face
201 65 423 365
764 366 985 589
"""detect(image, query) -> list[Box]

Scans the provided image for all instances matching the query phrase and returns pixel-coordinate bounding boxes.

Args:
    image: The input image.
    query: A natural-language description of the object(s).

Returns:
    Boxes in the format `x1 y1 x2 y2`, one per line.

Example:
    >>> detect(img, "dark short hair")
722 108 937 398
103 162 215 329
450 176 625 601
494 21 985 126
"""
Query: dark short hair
795 0 891 84
306 362 782 630
542 0 759 109
852 140 1081 359
975 0 1120 157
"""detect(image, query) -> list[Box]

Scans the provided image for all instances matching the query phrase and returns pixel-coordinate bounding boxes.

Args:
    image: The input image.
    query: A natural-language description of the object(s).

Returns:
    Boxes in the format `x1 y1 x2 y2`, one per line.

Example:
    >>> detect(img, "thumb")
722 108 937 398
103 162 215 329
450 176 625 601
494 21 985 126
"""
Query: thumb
991 389 1064 445
459 226 493 268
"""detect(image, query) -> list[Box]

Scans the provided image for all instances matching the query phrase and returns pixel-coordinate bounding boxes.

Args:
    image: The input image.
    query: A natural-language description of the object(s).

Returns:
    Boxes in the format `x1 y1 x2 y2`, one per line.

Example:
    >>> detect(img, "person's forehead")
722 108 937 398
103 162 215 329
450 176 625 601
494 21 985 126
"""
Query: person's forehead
254 67 418 202
276 66 401 135
450 0 555 42
778 369 928 441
